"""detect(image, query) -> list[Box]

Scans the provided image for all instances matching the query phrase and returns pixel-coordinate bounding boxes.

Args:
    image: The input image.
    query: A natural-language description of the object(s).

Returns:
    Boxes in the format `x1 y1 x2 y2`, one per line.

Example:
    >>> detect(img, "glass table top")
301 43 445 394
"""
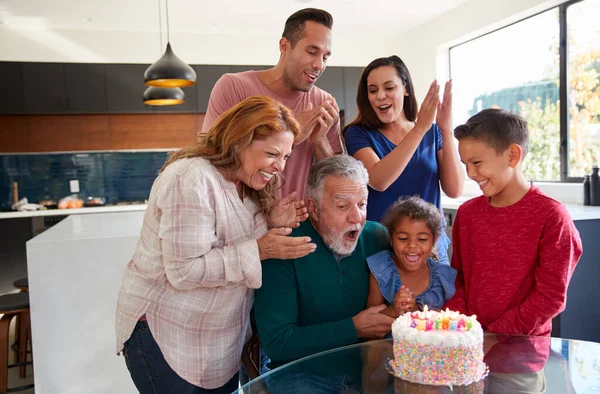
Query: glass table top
237 334 600 393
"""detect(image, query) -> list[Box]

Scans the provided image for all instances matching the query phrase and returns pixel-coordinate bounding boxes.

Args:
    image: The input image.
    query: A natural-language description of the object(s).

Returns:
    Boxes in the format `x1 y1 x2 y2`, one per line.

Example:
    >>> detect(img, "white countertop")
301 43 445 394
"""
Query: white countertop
4 198 600 221
0 204 147 219
28 211 145 242
440 195 600 221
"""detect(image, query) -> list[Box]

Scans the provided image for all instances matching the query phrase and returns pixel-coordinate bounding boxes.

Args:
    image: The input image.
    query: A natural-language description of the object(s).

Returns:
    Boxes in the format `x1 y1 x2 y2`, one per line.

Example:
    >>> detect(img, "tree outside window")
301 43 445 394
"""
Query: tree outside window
450 0 599 181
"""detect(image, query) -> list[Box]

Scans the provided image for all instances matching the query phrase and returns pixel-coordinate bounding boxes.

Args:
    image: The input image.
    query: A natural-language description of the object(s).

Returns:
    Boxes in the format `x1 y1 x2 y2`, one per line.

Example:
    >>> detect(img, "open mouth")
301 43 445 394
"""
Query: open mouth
305 72 318 83
344 229 360 242
377 104 392 114
259 170 274 182
477 179 489 188
405 253 420 263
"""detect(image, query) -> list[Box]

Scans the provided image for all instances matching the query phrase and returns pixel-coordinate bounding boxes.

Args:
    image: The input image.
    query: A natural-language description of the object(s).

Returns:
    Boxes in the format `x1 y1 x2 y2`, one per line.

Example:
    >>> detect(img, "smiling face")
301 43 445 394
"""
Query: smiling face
234 130 295 191
392 217 434 273
366 65 409 124
309 175 368 255
281 20 332 92
458 137 517 201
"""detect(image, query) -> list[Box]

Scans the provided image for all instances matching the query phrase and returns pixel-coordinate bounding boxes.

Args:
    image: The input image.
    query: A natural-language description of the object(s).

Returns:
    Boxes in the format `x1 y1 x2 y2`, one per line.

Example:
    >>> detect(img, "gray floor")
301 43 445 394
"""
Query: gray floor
1 253 35 393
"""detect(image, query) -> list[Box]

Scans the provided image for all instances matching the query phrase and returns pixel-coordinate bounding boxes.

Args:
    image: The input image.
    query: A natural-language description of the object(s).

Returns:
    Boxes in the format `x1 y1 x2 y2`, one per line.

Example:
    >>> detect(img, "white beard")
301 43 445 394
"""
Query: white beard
322 225 362 255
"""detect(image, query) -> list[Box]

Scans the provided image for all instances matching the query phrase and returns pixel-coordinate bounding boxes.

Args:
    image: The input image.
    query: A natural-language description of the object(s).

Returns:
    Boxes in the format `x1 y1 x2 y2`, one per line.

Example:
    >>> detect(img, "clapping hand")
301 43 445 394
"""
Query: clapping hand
309 96 339 144
414 80 440 133
393 285 418 314
436 80 453 134
294 96 340 145
268 191 309 229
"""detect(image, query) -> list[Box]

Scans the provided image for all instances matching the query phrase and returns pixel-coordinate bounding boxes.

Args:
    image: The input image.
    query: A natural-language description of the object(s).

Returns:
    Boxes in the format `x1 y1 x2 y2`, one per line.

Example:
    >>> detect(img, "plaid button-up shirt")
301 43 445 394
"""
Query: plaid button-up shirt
116 157 267 389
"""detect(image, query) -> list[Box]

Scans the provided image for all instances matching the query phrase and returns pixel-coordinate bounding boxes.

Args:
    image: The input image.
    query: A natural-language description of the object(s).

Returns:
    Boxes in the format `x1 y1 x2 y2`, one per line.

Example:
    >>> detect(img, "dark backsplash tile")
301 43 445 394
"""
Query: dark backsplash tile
0 151 169 210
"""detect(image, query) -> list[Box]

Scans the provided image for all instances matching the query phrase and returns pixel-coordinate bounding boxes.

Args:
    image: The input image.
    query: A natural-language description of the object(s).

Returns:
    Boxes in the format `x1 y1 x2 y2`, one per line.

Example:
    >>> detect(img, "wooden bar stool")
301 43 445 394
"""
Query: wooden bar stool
0 292 34 394
12 279 28 293
11 278 30 379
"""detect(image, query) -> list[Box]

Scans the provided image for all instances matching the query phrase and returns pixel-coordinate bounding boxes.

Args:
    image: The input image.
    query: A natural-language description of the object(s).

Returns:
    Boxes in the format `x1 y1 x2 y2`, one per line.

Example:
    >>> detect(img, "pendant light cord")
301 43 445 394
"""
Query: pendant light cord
157 0 163 52
165 0 171 43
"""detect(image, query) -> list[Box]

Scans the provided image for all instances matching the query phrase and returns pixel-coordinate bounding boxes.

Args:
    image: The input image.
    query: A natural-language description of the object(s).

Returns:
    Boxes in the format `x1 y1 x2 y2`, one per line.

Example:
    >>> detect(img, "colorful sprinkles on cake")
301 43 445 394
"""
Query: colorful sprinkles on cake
388 305 489 387
389 340 488 386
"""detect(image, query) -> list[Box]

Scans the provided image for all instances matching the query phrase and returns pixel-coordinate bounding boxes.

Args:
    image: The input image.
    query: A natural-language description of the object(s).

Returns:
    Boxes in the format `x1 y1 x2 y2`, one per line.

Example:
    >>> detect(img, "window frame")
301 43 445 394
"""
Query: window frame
449 0 587 183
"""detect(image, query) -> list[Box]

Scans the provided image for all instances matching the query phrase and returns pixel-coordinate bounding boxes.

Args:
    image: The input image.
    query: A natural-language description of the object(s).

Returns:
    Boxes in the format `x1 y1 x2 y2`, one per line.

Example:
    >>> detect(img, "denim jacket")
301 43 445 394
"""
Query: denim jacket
366 250 456 310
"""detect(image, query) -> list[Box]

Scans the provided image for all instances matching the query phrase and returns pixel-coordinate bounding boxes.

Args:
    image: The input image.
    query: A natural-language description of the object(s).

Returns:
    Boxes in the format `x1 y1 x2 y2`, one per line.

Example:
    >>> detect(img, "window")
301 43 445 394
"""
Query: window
450 0 600 182
566 0 600 178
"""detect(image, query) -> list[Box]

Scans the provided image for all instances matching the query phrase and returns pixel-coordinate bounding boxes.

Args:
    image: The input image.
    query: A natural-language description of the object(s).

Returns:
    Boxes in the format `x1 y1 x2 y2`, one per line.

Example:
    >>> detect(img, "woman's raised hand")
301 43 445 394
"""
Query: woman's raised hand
414 80 440 133
268 191 309 229
257 227 317 260
436 80 453 134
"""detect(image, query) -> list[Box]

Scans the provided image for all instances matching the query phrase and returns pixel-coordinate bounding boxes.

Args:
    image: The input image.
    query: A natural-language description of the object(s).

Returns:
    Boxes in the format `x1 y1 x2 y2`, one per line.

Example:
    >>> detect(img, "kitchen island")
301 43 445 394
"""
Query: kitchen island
26 211 143 394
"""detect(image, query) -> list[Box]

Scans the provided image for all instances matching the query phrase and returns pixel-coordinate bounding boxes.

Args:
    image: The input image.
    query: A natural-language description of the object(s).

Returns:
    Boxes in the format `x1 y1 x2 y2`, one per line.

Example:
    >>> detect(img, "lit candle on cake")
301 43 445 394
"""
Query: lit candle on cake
442 317 449 330
408 307 478 332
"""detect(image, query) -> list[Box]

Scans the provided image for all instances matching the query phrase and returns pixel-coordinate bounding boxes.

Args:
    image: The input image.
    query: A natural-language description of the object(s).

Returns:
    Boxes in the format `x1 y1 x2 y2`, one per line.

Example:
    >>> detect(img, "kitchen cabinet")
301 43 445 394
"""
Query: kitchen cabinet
1 62 363 116
230 65 271 73
343 67 363 123
553 218 600 342
0 62 25 114
194 65 232 113
64 63 107 113
105 64 153 113
22 63 67 113
22 63 108 114
315 67 345 110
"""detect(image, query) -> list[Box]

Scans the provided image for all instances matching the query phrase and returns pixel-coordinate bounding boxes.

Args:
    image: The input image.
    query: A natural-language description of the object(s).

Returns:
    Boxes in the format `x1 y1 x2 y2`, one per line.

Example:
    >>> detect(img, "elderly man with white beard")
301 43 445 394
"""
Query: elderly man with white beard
253 155 394 390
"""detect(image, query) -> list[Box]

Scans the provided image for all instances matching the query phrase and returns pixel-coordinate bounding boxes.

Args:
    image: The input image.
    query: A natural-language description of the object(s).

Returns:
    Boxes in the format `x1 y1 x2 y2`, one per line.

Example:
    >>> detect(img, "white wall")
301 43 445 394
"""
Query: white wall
391 0 564 102
0 26 390 67
0 0 565 69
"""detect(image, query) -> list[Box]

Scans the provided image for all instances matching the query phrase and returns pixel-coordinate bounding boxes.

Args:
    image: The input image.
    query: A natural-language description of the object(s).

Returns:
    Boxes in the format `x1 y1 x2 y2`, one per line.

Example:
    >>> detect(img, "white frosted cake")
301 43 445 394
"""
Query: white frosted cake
389 307 488 386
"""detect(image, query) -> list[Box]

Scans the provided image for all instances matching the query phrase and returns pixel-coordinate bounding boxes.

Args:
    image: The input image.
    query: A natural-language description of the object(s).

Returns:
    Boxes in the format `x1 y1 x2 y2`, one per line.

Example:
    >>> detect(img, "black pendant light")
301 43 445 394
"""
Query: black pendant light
143 86 185 106
144 0 196 88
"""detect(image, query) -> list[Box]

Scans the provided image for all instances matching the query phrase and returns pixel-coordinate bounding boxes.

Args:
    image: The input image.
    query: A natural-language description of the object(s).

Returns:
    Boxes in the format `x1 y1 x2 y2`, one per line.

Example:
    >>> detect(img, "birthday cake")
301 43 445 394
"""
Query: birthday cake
389 307 488 387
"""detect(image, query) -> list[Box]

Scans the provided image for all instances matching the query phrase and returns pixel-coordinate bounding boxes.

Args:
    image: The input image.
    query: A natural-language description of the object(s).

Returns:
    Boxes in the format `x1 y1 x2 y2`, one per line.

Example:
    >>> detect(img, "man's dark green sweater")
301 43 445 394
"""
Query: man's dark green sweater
253 219 388 368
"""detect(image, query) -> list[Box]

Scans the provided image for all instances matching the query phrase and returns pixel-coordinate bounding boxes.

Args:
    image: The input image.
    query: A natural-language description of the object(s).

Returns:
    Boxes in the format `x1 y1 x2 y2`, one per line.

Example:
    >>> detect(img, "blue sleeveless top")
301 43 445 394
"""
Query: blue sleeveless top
366 250 456 310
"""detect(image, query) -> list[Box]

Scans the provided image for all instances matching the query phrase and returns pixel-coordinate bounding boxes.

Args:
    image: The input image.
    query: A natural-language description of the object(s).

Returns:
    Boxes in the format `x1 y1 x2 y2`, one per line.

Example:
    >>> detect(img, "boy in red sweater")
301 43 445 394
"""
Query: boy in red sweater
444 108 582 337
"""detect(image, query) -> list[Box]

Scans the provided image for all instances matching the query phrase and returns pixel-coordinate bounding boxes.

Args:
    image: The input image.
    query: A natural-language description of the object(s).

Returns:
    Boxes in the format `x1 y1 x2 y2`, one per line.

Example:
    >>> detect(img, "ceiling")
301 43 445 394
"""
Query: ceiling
0 0 469 36
0 0 470 64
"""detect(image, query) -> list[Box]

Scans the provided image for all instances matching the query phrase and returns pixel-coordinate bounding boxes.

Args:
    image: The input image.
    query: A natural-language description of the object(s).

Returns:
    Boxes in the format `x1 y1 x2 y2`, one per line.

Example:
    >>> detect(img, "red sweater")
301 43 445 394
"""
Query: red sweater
444 186 582 336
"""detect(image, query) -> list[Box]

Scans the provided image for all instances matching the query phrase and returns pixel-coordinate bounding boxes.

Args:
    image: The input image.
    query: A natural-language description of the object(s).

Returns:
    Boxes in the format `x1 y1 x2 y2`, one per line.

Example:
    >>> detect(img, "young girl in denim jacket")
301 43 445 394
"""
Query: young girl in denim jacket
366 196 456 317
